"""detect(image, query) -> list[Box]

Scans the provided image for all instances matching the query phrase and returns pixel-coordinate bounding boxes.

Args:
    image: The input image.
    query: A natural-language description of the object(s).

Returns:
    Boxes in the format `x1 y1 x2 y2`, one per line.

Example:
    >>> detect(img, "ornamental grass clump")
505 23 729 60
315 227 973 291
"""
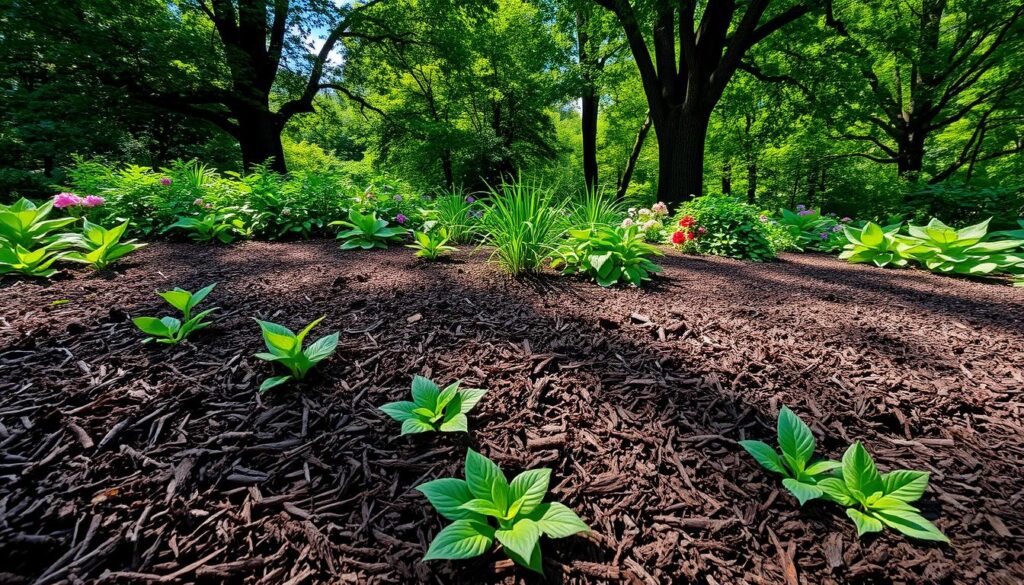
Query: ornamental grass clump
480 179 565 276
379 376 486 434
417 449 590 574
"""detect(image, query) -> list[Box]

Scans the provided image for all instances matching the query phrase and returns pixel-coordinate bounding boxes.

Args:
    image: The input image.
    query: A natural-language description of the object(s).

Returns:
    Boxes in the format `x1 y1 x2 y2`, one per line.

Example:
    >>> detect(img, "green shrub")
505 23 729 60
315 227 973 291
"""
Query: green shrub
551 225 662 287
428 190 480 244
379 376 486 434
61 219 146 270
899 218 1024 276
480 179 565 275
675 194 777 261
839 222 910 268
331 209 406 250
164 207 246 243
777 207 843 252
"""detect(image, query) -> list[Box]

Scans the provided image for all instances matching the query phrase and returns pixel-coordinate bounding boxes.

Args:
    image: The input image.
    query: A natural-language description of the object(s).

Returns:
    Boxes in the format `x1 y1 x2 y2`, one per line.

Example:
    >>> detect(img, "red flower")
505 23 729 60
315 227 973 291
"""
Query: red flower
671 230 686 244
679 216 695 228
687 231 696 241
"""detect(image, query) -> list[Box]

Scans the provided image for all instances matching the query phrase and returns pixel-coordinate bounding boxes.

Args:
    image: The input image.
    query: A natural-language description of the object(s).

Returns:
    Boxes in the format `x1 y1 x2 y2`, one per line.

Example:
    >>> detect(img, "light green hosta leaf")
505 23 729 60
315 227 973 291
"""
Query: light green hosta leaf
465 449 507 501
495 518 541 562
846 508 884 537
782 478 823 505
188 283 216 311
304 332 338 362
159 289 192 313
507 469 550 516
259 375 292 393
401 418 436 435
739 440 787 475
379 401 418 422
438 413 468 433
411 375 440 410
842 443 884 501
530 502 590 538
411 407 436 419
871 505 950 543
133 316 171 337
882 470 929 503
416 478 476 520
777 407 815 473
504 541 543 574
435 382 460 412
804 460 842 477
459 498 504 517
423 518 495 561
861 222 884 247
816 477 855 506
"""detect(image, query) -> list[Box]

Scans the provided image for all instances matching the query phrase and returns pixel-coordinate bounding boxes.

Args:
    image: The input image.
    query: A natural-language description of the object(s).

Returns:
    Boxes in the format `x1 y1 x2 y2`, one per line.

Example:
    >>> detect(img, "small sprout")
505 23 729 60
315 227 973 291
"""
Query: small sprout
379 375 486 434
331 209 405 250
62 219 146 270
253 316 339 392
417 449 589 574
407 225 457 260
132 283 218 344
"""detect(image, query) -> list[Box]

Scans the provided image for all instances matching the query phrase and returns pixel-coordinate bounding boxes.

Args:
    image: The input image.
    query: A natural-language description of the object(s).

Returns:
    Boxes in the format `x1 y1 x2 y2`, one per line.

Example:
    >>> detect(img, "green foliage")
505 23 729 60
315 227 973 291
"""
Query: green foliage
566 189 624 229
428 191 480 244
676 195 777 261
899 218 1024 276
0 242 65 277
480 179 565 275
839 222 910 268
0 198 77 248
407 225 457 260
132 283 218 344
253 316 339 392
61 219 145 270
739 407 840 505
164 209 245 244
331 209 406 250
777 208 841 252
817 443 949 543
379 376 486 435
417 449 589 574
551 226 662 287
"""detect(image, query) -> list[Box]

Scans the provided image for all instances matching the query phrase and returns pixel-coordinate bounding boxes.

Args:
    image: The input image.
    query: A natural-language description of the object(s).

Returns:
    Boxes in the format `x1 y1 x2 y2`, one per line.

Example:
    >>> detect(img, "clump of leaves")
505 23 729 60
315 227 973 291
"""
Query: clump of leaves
132 283 218 344
551 225 662 287
839 221 909 268
331 209 405 250
899 217 1024 276
0 243 65 278
379 376 486 434
480 179 565 275
817 443 949 543
427 190 480 244
417 449 590 574
0 198 77 248
407 225 458 260
62 219 146 270
164 209 244 243
253 316 339 392
739 406 840 504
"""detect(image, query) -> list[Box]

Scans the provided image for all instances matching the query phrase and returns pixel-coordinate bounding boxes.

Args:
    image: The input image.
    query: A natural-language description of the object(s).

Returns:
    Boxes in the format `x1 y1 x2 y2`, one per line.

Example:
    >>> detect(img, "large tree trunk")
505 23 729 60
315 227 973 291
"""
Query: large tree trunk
441 149 454 190
581 91 599 193
616 112 651 200
237 109 287 173
896 127 926 179
746 160 757 204
654 109 709 205
721 163 732 194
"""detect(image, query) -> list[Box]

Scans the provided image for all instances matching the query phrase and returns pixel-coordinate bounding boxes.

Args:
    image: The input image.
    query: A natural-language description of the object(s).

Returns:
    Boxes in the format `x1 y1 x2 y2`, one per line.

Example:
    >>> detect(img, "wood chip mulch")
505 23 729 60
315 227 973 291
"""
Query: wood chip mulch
1 241 1022 584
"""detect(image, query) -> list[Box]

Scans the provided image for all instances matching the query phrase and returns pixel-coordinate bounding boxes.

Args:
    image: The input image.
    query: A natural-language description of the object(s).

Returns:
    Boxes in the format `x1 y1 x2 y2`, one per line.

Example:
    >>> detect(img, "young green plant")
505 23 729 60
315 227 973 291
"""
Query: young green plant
839 222 909 268
739 406 840 504
331 209 405 249
417 449 590 574
407 225 457 260
62 219 146 270
0 243 65 278
0 198 77 249
253 316 339 392
551 225 663 287
132 283 218 344
379 376 486 434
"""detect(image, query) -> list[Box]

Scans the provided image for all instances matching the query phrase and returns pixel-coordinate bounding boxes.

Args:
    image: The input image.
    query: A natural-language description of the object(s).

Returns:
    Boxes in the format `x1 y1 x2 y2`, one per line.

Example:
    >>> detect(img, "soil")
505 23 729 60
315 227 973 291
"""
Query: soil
1 241 1022 584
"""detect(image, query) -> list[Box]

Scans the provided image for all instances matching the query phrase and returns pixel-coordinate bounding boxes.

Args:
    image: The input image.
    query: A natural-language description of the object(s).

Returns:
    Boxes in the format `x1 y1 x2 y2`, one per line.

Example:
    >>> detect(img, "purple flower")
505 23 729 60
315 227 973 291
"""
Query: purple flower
395 213 407 225
841 216 852 223
819 232 829 239
832 225 843 232
53 192 81 208
798 209 814 216
394 194 403 202
82 195 105 208
796 204 806 211
160 177 172 186
465 195 475 204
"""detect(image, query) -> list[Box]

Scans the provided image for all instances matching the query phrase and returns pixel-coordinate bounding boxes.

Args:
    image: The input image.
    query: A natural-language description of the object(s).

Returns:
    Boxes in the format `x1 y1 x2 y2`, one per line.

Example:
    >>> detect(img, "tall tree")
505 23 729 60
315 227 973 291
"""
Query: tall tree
592 0 819 205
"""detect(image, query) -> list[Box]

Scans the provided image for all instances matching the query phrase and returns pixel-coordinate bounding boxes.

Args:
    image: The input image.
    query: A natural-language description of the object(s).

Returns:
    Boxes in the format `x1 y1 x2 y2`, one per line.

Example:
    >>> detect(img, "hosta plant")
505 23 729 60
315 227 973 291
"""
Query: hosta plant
0 243 65 278
62 220 146 270
132 283 218 344
739 406 840 504
899 218 1024 276
816 443 949 543
0 198 77 248
417 449 590 574
407 226 458 260
839 222 909 268
164 209 244 243
379 376 486 434
253 316 339 392
551 225 662 287
331 209 405 250
778 207 836 251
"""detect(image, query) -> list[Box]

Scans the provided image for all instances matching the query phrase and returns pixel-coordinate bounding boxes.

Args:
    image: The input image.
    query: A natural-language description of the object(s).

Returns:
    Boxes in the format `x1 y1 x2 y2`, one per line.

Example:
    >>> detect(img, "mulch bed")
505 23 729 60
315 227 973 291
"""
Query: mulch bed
1 241 1022 584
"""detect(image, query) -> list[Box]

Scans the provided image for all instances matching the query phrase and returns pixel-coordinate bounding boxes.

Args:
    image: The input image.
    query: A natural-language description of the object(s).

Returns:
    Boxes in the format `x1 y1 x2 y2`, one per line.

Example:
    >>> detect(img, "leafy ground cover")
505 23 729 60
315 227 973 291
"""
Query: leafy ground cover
1 242 1022 583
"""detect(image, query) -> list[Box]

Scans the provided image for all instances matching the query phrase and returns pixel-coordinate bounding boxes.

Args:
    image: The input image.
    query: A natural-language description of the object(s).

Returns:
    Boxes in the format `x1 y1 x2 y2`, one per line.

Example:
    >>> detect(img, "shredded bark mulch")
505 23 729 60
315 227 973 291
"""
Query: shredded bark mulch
1 241 1022 584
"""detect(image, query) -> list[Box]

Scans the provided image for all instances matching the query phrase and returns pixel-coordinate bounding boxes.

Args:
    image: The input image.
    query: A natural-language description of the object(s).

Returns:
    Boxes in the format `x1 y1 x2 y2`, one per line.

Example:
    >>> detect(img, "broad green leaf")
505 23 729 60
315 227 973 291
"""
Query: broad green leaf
422 518 494 561
379 401 418 422
777 407 815 473
782 478 823 505
861 222 884 247
504 540 543 574
805 460 842 476
411 375 440 410
465 449 507 501
882 470 929 503
435 382 460 412
846 508 884 537
159 289 191 313
739 440 787 475
495 518 540 562
438 413 468 433
531 502 590 538
816 477 855 506
188 283 217 310
304 332 338 362
507 469 550 517
417 478 476 520
459 498 504 517
842 443 884 500
133 316 170 337
872 506 950 543
458 388 488 414
259 375 292 393
159 316 182 333
401 418 436 435
295 316 325 344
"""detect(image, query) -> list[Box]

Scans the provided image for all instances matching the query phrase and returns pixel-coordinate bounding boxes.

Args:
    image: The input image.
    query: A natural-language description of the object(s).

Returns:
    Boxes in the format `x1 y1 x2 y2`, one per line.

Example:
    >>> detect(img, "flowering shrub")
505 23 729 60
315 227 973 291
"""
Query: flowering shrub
674 195 777 261
670 215 706 250
622 202 669 242
778 206 850 252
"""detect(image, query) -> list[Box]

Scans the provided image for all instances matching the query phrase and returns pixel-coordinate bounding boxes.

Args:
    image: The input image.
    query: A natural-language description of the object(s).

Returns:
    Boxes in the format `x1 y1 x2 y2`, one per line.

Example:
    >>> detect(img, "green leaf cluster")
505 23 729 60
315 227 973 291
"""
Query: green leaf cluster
164 209 244 244
551 225 663 287
0 198 76 277
417 449 590 574
676 195 778 261
777 208 843 252
407 225 458 260
480 179 566 276
331 209 406 250
132 283 218 344
839 221 910 267
379 375 486 434
899 218 1024 276
253 316 339 392
61 219 146 270
742 407 949 543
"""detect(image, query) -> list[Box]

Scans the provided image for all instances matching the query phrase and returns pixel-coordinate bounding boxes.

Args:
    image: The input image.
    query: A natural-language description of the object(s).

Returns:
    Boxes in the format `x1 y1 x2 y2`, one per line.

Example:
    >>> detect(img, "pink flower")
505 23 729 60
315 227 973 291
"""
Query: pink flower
395 213 407 224
160 177 172 186
651 202 668 216
53 193 82 208
697 226 707 235
621 218 634 228
82 195 105 208
194 198 204 207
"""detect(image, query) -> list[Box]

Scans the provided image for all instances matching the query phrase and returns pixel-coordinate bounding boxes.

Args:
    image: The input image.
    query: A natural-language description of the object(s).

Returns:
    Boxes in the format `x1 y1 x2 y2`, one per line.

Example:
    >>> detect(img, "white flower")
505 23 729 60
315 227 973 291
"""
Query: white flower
652 202 668 216
642 219 659 230
621 218 635 228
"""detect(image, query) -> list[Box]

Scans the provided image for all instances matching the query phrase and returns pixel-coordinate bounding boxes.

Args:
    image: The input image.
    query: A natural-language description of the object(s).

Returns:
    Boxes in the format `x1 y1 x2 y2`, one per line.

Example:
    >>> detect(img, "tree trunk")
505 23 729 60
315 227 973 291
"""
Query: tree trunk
581 91 599 193
237 109 287 173
746 160 757 204
616 112 651 200
721 163 732 194
441 149 454 190
896 127 926 180
654 109 710 205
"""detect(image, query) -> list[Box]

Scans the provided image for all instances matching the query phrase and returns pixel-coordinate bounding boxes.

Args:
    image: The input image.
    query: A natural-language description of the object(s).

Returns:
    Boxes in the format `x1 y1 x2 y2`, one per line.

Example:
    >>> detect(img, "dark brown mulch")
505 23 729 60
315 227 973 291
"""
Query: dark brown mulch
1 241 1022 585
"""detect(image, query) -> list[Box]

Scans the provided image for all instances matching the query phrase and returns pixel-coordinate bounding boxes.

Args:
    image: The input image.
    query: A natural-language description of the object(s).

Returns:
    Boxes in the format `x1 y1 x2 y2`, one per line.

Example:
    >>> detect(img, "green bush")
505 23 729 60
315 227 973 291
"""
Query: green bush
480 179 565 275
551 225 662 287
675 194 777 261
